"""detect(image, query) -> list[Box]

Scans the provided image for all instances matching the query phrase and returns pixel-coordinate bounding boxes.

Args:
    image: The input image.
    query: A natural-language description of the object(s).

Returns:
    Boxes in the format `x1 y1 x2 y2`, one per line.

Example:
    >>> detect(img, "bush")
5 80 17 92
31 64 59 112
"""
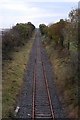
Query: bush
2 22 35 60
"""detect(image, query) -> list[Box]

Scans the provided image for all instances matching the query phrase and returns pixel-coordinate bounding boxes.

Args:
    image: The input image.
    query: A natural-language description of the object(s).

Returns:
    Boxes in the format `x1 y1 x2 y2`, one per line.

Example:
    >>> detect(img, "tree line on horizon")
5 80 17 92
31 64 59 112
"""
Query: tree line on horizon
39 8 79 51
39 8 80 73
40 7 80 70
2 22 35 60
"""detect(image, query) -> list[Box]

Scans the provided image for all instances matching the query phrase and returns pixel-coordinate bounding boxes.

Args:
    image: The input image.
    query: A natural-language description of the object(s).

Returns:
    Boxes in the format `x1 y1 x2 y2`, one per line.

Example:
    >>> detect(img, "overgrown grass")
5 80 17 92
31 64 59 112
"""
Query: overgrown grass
44 42 78 118
2 34 35 118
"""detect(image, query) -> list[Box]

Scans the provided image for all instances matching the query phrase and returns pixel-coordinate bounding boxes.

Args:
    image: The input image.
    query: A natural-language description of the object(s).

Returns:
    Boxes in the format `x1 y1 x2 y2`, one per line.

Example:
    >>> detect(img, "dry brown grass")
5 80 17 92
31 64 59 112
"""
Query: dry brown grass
45 44 78 118
2 34 35 118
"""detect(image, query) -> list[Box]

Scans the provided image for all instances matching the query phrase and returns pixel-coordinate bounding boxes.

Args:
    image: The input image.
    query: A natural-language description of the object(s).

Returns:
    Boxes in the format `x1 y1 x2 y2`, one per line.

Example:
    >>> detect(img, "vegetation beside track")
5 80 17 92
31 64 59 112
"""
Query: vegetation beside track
44 44 78 118
2 22 35 60
2 23 35 118
39 8 79 118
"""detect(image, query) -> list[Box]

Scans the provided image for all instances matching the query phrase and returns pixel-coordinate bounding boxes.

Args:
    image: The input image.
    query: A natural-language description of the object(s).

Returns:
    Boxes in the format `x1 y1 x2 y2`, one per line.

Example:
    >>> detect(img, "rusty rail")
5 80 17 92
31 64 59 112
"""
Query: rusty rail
32 59 36 119
42 60 54 119
32 41 54 119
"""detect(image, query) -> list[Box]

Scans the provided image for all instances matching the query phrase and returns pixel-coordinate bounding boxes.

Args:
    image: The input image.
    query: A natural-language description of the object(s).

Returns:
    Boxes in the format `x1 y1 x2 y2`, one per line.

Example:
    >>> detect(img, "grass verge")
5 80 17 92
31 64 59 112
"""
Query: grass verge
2 34 35 118
44 42 78 118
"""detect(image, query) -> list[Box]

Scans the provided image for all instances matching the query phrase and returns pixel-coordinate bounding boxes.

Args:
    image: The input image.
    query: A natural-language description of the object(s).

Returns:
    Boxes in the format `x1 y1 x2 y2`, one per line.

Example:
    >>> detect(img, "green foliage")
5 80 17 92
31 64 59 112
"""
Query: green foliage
2 36 35 118
39 19 67 48
39 8 79 117
65 9 79 51
40 8 79 51
2 22 35 59
39 24 48 35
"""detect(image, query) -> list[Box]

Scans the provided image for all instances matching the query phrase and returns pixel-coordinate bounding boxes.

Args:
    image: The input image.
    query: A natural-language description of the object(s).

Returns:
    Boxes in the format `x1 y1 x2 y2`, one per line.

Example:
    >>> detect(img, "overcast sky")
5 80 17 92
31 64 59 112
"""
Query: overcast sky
0 0 78 29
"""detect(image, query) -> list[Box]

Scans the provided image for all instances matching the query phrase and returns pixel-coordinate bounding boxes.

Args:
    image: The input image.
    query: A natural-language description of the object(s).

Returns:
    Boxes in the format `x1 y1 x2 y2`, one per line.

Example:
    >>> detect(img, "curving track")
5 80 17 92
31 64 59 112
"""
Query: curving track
15 29 66 119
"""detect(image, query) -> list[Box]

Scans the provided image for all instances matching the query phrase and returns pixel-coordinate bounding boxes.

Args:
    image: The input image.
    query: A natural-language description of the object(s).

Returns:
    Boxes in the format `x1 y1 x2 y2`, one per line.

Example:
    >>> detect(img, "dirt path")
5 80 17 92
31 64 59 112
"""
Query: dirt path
15 29 66 119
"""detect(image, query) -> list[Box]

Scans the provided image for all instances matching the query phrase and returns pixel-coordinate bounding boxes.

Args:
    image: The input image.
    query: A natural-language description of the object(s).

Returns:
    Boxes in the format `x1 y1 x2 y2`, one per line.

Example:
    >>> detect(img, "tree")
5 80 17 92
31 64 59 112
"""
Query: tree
46 19 66 48
2 22 35 59
39 24 47 35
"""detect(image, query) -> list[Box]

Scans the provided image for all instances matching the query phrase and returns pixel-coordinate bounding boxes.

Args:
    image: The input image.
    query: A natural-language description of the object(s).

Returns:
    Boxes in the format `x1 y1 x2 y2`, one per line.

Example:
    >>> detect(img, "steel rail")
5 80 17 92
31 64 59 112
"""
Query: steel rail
41 54 55 119
32 38 54 119
32 59 36 119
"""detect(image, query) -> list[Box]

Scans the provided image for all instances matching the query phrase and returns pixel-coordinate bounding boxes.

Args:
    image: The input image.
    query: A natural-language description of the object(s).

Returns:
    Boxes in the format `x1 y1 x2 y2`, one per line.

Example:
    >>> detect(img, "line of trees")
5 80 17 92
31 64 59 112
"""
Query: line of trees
39 9 79 52
39 8 80 116
2 22 35 59
39 7 80 94
39 8 80 78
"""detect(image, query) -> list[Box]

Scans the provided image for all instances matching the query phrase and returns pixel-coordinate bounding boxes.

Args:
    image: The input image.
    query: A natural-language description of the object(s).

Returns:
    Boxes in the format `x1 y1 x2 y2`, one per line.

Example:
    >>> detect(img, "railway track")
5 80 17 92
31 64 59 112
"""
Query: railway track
32 35 54 119
15 30 65 119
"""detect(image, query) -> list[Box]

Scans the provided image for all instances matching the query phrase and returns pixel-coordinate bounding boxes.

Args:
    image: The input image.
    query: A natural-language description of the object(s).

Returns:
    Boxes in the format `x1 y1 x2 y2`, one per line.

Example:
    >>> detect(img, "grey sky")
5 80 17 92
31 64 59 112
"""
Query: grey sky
0 0 78 28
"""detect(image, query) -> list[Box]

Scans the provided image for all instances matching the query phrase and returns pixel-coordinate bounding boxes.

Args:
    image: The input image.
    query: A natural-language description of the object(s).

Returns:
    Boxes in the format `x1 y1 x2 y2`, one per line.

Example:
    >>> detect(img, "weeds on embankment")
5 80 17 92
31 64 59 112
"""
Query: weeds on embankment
44 42 78 118
39 8 79 118
2 34 35 118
